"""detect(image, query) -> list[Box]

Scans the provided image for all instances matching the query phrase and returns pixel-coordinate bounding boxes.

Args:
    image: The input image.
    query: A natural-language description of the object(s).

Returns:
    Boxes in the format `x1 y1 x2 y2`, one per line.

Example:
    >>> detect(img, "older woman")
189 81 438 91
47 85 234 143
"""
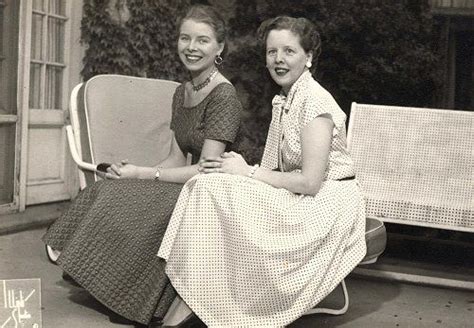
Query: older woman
158 16 367 327
42 5 242 326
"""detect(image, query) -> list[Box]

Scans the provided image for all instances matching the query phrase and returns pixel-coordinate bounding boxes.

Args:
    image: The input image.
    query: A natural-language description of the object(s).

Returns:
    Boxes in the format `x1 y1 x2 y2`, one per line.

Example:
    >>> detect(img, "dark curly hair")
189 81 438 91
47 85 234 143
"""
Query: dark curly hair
257 16 322 69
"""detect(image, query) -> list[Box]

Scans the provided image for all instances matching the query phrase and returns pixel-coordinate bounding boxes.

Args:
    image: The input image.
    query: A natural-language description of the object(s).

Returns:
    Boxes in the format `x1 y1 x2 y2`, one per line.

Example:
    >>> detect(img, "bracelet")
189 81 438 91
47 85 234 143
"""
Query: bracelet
248 164 259 179
154 167 162 180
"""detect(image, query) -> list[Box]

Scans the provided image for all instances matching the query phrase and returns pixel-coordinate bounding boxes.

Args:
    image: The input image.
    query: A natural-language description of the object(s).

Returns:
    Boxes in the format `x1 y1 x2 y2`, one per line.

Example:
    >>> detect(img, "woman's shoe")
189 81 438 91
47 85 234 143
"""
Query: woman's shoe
44 224 61 264
45 244 60 264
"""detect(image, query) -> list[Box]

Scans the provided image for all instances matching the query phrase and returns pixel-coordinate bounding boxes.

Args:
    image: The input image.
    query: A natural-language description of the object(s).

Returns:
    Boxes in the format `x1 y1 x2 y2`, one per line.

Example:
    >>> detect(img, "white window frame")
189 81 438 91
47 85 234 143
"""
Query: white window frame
29 0 70 111
16 0 72 211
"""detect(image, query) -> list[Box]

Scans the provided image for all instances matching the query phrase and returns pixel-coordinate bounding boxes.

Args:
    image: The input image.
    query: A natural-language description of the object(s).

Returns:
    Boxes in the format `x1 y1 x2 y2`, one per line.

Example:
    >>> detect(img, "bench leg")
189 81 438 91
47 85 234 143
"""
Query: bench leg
164 280 352 323
359 256 378 265
304 279 349 316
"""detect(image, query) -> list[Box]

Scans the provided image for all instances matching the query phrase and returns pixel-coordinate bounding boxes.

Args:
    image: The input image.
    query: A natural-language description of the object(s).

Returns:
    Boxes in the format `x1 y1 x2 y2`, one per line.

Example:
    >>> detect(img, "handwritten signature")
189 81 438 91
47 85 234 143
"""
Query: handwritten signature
1 280 39 328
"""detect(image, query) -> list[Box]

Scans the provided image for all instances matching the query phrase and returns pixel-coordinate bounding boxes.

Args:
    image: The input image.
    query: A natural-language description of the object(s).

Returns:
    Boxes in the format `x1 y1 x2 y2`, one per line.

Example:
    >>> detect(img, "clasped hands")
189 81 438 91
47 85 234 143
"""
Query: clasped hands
103 159 139 179
100 151 251 180
199 151 251 176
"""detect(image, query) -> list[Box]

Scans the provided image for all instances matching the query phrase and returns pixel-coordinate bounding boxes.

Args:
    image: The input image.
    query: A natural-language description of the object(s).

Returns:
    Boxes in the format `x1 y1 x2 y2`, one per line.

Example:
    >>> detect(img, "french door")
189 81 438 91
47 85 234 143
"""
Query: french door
0 0 20 213
0 0 75 214
24 0 73 206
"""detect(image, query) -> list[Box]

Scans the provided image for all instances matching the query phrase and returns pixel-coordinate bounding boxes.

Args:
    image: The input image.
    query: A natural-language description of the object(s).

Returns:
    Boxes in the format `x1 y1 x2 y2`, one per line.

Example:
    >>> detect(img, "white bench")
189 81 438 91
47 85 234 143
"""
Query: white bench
347 102 474 289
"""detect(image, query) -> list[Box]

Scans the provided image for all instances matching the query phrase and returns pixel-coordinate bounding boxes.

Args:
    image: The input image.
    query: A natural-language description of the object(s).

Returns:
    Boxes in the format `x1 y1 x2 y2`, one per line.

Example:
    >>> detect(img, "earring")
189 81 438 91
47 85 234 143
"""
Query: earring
215 55 223 65
306 61 312 68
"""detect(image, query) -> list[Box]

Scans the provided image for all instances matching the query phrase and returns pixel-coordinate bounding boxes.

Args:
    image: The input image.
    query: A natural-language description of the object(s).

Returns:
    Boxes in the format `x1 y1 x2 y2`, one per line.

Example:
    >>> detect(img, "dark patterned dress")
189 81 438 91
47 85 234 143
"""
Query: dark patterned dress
42 83 242 325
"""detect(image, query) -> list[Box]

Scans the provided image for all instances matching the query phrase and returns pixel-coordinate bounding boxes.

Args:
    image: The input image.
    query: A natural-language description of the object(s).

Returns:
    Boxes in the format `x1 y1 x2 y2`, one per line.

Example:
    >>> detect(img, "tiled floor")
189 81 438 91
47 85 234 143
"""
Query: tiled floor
1 228 473 328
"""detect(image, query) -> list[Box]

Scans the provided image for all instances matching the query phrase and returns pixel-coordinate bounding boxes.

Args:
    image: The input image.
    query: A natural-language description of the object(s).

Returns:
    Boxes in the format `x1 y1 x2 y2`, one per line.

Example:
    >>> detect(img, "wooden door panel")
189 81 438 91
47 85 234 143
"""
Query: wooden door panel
26 109 69 205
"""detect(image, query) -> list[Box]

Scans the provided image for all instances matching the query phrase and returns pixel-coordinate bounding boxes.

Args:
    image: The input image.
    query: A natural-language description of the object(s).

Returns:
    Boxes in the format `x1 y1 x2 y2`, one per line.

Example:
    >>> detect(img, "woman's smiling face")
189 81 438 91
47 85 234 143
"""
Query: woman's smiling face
265 29 312 94
178 19 224 75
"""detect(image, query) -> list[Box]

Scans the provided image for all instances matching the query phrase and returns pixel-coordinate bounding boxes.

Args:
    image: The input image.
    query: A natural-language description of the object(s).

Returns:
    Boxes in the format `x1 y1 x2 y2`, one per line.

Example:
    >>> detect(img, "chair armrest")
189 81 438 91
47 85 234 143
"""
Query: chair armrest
65 125 97 172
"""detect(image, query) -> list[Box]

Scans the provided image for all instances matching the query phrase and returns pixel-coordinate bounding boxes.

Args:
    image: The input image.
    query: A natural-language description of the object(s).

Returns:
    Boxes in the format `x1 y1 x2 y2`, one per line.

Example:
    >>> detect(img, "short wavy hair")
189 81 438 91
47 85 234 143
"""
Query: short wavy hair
179 4 227 45
257 16 322 68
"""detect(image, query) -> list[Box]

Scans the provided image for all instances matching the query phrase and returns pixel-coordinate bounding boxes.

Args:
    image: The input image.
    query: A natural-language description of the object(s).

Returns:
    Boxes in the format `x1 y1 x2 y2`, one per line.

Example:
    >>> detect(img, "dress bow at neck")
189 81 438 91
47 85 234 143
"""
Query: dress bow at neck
271 94 287 108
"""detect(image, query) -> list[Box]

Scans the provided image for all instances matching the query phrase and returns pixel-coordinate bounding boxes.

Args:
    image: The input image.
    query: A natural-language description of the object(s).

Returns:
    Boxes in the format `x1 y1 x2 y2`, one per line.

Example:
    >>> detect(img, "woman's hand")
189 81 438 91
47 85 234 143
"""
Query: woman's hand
199 151 251 176
104 160 139 179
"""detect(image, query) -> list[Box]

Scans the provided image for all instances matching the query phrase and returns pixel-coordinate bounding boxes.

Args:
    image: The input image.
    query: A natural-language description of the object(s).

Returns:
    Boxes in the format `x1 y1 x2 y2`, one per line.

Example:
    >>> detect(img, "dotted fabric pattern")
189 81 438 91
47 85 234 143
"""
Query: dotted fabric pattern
171 83 242 164
43 179 183 324
261 71 355 180
42 83 243 325
348 104 474 230
158 72 367 327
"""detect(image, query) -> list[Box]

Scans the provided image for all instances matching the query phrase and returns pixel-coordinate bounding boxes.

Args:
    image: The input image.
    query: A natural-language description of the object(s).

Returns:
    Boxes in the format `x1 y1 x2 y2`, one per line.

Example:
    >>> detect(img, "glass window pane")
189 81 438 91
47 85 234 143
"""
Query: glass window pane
0 62 4 112
29 63 42 108
0 3 4 112
47 17 64 63
0 7 3 111
46 65 63 109
0 6 4 56
0 123 16 205
0 0 19 115
31 13 43 60
49 0 66 16
33 0 44 11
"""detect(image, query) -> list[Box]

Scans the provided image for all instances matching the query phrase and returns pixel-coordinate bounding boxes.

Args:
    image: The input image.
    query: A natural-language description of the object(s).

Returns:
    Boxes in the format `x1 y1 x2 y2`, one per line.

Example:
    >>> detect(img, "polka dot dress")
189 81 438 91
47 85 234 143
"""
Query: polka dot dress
158 71 367 327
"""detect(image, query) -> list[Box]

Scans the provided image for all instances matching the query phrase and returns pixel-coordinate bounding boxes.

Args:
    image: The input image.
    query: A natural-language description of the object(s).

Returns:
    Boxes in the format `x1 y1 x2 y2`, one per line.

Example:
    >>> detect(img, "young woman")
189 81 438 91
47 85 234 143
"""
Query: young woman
158 16 367 327
42 5 242 326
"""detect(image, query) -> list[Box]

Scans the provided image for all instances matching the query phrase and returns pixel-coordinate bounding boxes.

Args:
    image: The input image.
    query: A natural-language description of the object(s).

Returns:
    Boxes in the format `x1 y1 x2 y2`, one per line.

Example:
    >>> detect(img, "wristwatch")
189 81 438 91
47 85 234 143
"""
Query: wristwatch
154 168 161 180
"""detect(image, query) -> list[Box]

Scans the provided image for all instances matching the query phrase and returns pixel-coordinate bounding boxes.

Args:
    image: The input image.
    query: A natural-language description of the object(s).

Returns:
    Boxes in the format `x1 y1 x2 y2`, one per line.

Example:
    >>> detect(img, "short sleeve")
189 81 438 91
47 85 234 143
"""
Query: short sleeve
170 84 184 131
203 84 243 143
301 89 346 136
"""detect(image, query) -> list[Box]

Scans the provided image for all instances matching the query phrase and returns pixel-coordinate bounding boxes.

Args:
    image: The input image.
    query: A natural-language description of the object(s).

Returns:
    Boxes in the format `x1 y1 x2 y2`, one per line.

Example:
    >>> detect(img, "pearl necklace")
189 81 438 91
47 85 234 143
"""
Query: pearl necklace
191 68 218 92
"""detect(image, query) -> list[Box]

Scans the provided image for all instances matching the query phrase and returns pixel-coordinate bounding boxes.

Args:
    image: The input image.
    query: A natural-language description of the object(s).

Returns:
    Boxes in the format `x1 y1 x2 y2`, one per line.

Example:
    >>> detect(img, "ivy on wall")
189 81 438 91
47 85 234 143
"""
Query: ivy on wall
81 0 190 81
224 0 444 162
80 0 444 163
